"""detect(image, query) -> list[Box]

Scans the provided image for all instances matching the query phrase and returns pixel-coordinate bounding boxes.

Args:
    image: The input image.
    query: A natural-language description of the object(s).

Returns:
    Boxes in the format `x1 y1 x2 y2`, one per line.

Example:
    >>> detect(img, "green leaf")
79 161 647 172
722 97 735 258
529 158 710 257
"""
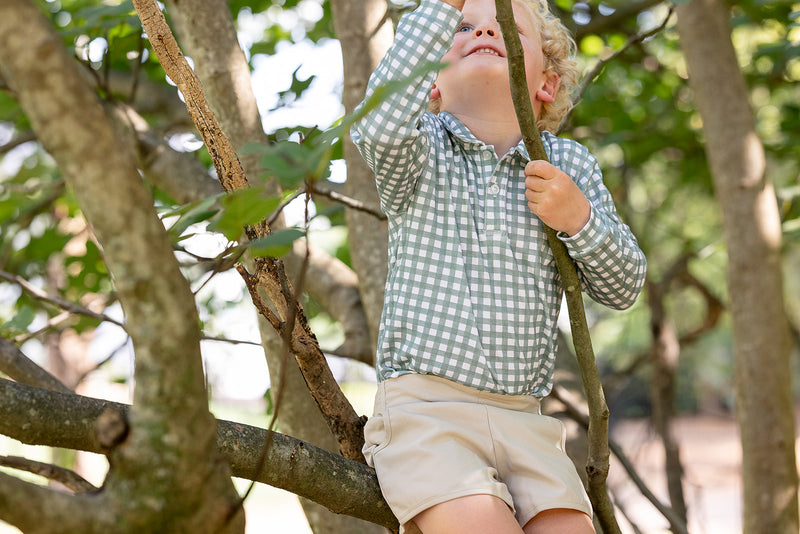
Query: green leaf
4 305 35 333
210 189 282 241
248 228 305 258
164 195 222 241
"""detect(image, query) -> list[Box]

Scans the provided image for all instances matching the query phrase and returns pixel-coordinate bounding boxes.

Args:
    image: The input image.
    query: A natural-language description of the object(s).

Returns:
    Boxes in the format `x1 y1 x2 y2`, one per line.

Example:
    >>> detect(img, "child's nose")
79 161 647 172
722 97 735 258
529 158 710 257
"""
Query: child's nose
474 23 499 38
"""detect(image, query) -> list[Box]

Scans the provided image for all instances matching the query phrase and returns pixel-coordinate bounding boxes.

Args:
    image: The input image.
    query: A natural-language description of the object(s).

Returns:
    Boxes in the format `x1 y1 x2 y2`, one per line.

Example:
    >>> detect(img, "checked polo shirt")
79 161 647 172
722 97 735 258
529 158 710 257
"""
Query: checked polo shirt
351 0 647 397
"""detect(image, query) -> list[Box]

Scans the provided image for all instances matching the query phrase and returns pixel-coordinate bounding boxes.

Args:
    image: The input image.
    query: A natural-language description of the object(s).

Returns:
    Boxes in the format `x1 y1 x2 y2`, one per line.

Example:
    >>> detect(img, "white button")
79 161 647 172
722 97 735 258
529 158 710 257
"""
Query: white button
487 182 500 195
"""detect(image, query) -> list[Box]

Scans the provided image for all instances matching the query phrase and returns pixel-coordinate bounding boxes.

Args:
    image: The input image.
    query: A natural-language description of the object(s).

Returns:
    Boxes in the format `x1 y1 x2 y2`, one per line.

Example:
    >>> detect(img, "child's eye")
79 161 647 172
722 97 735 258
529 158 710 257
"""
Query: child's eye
456 23 473 33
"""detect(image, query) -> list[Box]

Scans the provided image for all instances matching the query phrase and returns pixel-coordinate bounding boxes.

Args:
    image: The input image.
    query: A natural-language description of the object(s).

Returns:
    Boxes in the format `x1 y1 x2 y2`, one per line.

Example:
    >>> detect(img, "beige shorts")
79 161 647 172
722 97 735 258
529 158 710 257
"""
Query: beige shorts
363 373 592 533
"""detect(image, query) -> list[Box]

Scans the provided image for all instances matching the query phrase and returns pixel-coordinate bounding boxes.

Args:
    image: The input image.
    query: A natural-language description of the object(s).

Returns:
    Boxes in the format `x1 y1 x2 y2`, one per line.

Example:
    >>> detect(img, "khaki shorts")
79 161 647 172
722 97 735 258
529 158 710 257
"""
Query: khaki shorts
363 374 592 533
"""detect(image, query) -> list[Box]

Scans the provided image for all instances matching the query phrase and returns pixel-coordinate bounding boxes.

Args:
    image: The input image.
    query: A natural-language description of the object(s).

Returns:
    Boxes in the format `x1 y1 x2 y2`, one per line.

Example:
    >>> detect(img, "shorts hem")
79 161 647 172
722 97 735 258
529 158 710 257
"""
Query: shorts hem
396 487 514 526
517 500 594 527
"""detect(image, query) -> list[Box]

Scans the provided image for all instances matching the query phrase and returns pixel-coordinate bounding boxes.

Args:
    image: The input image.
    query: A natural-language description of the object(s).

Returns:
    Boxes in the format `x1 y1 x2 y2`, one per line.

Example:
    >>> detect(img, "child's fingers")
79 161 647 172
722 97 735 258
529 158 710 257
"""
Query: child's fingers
524 160 558 180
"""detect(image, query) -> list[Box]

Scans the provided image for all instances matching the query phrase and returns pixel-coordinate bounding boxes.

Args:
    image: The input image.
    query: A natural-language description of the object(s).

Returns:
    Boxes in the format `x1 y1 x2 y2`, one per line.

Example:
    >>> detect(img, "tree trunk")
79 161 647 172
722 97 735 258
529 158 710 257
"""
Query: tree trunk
330 0 395 347
161 2 380 531
647 282 688 526
0 0 244 531
676 2 799 533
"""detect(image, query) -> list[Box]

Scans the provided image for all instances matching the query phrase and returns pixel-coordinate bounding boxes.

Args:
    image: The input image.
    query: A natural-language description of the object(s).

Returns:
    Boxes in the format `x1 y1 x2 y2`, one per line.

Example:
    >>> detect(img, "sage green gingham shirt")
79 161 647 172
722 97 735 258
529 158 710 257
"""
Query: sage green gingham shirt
351 0 647 397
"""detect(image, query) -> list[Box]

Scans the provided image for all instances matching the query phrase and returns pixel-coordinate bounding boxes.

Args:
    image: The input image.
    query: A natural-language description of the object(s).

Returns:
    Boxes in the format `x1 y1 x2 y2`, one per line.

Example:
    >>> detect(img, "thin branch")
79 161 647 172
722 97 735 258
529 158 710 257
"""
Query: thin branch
560 6 674 132
0 455 97 494
550 385 689 534
0 270 122 328
0 337 72 393
495 1 620 531
12 311 72 344
200 335 262 347
0 131 36 154
309 183 387 220
571 0 666 40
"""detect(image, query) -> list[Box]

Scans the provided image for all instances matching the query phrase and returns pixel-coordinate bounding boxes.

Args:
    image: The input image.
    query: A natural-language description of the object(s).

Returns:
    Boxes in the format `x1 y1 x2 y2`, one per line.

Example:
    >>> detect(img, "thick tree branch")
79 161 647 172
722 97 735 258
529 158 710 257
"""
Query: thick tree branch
0 0 243 530
330 0 394 348
677 3 798 532
0 377 398 530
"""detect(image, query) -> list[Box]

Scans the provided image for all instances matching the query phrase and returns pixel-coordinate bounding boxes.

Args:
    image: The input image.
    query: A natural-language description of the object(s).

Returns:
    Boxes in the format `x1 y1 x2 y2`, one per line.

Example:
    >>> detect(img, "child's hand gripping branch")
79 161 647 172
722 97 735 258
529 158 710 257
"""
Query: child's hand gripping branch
524 159 591 236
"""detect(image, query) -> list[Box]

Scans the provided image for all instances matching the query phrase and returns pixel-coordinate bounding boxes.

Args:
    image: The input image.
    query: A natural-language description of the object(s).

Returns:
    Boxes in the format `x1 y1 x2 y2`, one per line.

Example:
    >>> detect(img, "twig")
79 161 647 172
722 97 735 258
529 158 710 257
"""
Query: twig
560 6 674 132
494 0 620 531
0 131 36 154
12 311 72 344
309 183 387 220
0 455 97 494
0 270 122 328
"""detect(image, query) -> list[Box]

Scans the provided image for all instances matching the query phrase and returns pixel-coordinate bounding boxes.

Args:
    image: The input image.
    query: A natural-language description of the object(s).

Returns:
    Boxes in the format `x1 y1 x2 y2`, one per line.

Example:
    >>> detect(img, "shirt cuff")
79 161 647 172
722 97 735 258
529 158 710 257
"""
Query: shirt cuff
558 206 608 258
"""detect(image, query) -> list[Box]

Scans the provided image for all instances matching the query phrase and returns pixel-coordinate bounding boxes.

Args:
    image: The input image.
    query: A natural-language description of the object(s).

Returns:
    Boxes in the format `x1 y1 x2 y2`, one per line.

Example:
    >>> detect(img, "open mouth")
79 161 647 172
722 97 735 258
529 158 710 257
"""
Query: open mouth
469 46 504 57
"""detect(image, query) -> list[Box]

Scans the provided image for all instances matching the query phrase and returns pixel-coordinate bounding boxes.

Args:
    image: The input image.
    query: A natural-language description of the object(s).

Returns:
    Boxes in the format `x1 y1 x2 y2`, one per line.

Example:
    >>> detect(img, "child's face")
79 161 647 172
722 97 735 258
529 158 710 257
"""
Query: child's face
435 0 557 116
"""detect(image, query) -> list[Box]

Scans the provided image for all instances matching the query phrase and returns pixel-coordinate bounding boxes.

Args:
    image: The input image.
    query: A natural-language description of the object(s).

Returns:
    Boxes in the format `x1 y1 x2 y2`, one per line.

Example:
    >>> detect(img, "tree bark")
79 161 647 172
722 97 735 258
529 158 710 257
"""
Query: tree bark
676 2 799 533
330 0 395 348
0 377 398 531
0 0 244 531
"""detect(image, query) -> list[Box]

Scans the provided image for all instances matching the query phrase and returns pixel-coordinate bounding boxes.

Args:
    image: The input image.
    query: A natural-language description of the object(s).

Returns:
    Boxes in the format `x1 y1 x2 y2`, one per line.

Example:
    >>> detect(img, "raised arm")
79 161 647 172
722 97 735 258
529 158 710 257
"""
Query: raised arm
349 0 462 215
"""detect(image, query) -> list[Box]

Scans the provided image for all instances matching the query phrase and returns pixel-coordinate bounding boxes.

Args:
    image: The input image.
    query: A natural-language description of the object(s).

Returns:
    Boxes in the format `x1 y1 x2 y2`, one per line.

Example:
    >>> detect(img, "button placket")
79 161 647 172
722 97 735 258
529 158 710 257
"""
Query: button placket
484 154 504 234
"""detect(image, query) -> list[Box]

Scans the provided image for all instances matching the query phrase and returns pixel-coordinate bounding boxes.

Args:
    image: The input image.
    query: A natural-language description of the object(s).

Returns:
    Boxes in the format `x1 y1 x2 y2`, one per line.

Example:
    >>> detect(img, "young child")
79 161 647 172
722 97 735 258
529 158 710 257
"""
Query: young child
350 0 647 532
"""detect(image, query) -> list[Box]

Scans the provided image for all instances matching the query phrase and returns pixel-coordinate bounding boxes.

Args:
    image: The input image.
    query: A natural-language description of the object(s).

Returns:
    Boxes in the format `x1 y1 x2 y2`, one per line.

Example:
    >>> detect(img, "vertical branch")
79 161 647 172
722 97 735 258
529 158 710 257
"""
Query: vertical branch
131 0 367 463
494 1 620 532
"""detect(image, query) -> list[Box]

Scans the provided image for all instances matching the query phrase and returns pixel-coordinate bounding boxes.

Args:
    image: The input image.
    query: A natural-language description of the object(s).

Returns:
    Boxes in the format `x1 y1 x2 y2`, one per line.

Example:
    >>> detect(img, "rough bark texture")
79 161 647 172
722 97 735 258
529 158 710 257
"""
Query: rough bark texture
330 0 395 347
0 0 244 532
676 2 799 533
0 377 398 531
160 1 378 530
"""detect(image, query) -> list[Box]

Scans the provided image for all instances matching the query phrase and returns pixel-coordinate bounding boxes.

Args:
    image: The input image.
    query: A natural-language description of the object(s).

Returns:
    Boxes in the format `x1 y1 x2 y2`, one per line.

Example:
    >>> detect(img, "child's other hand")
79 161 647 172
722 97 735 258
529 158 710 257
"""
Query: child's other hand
524 160 591 237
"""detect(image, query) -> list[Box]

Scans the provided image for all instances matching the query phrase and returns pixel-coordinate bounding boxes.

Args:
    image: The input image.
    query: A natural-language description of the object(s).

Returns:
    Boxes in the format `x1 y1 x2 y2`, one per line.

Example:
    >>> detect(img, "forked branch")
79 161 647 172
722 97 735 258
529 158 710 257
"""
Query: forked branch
131 0 366 463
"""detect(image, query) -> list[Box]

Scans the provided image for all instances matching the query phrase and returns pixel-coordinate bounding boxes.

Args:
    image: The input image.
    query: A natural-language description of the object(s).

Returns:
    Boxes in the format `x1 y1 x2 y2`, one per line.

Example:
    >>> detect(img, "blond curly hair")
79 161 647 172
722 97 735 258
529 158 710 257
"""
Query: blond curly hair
430 0 578 133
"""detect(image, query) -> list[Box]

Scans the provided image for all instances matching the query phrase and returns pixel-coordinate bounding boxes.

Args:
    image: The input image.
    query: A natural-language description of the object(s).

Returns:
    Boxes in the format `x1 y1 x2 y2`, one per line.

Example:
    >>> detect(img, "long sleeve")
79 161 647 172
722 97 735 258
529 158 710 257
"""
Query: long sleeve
349 0 461 215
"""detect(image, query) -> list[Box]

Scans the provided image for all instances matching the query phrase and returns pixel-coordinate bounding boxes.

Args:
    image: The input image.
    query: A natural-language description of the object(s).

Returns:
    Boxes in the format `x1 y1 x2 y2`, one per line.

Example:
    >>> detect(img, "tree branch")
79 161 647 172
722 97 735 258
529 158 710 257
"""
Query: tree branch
0 455 97 494
0 270 122 328
133 0 367 462
570 0 665 40
495 1 619 531
560 6 674 132
551 385 689 534
0 377 398 530
0 338 72 394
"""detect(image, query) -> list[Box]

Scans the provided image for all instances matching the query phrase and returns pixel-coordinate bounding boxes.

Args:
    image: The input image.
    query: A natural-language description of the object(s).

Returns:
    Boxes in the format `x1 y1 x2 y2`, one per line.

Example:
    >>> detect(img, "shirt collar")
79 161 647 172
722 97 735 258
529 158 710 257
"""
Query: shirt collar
437 111 532 160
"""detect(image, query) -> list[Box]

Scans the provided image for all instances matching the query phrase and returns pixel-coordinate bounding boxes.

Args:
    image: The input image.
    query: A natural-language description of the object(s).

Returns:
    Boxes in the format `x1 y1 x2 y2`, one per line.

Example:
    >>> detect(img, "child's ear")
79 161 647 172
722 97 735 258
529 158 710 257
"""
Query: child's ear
535 72 560 104
431 84 441 100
